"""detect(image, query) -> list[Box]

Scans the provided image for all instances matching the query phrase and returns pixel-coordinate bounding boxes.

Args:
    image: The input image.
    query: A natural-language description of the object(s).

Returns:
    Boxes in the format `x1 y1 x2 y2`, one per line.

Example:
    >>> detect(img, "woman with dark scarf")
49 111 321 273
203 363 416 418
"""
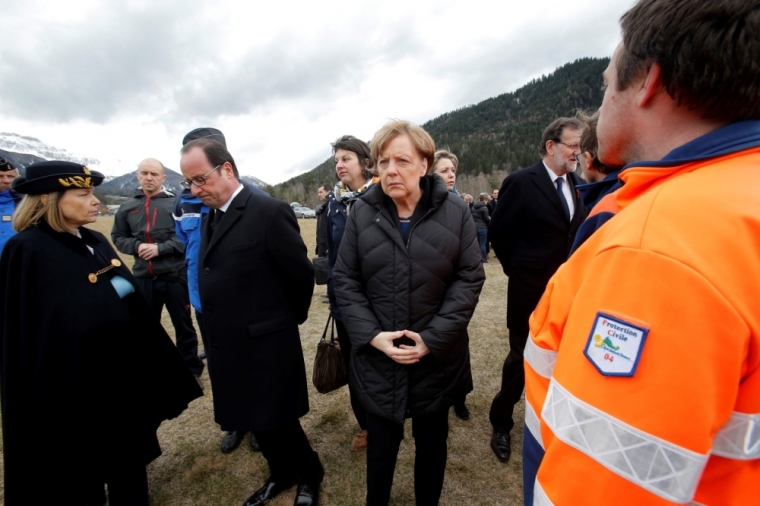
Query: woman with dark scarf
325 135 379 452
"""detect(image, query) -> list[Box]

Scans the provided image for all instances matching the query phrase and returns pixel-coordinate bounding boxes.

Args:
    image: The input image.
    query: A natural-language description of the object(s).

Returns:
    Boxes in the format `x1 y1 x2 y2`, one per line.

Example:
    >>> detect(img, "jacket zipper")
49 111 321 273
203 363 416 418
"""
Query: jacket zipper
144 196 154 276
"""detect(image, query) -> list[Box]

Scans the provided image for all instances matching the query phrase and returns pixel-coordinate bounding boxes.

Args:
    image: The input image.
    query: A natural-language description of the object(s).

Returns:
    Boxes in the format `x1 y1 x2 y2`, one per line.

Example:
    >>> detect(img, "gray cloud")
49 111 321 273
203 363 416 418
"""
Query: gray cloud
0 1 212 123
1 3 425 127
166 28 424 124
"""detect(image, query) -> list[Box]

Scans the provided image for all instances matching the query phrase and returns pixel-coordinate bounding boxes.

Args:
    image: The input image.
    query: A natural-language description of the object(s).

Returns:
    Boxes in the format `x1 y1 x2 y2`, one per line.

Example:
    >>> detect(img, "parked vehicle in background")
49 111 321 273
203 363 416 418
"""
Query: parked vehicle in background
294 206 316 219
290 202 301 210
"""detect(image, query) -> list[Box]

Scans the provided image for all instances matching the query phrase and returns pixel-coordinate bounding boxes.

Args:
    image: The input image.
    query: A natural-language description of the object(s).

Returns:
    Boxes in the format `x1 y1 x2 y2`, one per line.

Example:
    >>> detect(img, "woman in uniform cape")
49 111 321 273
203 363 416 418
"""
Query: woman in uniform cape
0 161 202 505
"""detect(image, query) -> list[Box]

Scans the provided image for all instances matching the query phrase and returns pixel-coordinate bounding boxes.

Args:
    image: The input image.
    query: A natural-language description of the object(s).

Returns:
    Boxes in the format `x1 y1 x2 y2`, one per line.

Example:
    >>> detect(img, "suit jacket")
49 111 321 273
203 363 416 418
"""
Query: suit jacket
198 185 315 431
488 160 586 338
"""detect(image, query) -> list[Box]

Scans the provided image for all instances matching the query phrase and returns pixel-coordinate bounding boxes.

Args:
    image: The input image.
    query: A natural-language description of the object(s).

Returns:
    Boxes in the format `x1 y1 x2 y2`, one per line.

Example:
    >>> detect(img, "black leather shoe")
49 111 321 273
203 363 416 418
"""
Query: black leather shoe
491 431 511 462
221 431 245 454
250 433 261 452
243 479 295 506
454 403 470 421
293 483 319 506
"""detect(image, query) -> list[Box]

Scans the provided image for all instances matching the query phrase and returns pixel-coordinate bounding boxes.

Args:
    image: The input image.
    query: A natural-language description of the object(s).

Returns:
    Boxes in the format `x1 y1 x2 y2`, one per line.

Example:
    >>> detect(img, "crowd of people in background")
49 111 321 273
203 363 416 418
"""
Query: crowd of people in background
1 0 759 505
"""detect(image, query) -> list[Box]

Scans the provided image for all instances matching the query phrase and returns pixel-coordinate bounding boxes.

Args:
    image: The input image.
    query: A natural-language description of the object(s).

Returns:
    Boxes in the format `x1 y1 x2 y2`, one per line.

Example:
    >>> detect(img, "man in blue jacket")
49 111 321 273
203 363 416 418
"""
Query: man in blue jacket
0 158 22 252
174 127 267 455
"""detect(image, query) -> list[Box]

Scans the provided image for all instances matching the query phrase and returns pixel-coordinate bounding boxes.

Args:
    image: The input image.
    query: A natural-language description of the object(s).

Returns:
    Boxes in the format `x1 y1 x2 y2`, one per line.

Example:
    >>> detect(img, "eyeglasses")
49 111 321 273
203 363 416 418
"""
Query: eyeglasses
573 152 585 163
181 164 221 189
557 141 581 151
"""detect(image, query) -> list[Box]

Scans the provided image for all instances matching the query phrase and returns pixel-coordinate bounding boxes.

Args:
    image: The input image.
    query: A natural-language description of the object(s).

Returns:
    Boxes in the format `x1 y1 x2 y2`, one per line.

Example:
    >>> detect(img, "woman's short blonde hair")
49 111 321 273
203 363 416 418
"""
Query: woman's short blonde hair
370 120 435 172
431 149 459 175
13 191 69 233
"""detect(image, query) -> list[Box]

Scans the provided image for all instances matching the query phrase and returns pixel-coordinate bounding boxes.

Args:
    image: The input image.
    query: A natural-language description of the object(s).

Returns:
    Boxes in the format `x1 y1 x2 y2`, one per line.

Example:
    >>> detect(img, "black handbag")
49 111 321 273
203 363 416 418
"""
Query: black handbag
313 256 329 285
312 315 348 394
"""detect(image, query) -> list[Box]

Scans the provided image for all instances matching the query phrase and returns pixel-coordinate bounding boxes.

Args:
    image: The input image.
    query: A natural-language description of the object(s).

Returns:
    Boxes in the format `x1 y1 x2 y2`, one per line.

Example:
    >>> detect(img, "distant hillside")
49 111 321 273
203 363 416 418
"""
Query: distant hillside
100 169 269 197
266 57 608 207
0 148 47 173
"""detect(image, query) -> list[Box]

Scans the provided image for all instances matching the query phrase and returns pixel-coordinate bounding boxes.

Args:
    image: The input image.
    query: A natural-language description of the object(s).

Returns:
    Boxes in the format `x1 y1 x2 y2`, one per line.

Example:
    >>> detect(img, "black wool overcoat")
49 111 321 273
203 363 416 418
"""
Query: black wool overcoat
0 222 202 504
488 160 587 338
198 186 314 431
334 175 485 424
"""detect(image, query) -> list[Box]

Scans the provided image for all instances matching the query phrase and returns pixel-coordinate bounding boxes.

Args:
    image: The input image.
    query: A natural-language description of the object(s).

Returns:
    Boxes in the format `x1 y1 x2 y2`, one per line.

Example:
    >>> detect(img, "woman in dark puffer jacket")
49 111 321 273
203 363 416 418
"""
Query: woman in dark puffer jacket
334 120 485 506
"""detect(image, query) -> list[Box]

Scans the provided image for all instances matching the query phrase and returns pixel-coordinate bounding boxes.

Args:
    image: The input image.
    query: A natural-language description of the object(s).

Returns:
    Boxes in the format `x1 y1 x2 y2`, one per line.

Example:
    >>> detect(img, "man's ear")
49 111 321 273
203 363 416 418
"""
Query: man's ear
637 62 664 108
584 152 596 171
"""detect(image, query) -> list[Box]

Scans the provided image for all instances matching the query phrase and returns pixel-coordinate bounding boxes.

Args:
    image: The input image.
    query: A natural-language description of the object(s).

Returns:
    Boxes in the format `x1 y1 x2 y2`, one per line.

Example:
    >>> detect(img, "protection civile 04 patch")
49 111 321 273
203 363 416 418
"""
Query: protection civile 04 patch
584 312 650 377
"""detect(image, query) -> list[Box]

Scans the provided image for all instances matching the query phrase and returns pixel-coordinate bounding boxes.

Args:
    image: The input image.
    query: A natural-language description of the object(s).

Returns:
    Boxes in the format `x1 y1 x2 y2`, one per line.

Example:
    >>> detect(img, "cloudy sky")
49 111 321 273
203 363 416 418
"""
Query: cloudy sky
1 0 633 184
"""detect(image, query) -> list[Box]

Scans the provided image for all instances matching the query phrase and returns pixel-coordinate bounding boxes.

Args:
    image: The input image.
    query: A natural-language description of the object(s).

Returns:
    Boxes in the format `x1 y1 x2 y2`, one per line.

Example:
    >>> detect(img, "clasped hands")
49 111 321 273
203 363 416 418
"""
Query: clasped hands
370 330 429 365
137 243 160 260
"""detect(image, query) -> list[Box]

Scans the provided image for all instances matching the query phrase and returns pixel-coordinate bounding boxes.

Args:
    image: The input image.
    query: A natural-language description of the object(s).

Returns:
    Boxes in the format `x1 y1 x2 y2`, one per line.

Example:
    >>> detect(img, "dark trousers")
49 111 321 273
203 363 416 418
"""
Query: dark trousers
195 309 208 355
489 329 529 433
83 466 149 506
252 420 323 485
477 227 488 263
366 410 449 506
135 276 204 377
335 319 367 430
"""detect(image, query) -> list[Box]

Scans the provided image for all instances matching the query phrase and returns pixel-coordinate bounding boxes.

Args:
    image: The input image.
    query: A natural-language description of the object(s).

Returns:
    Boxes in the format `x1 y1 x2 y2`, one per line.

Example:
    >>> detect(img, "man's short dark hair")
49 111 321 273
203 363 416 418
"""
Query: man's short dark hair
331 135 374 180
319 183 332 192
540 117 584 156
577 110 622 175
618 0 760 122
181 138 239 178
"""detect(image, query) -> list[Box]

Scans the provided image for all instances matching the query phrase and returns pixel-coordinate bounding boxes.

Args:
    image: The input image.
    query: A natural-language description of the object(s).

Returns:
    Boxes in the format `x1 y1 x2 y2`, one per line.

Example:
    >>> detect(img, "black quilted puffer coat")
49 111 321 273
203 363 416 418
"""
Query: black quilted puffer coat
334 174 485 424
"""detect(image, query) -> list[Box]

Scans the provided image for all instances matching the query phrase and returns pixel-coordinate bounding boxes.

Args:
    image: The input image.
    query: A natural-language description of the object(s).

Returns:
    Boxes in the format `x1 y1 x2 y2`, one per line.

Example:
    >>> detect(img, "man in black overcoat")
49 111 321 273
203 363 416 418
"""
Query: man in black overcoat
179 139 323 506
487 117 587 463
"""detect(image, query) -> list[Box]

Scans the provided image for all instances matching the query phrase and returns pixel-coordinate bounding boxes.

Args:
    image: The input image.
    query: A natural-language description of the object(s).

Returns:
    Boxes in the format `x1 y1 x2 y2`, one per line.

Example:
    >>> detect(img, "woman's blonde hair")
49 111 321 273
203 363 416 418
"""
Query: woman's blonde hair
370 120 435 172
431 149 459 175
13 191 69 233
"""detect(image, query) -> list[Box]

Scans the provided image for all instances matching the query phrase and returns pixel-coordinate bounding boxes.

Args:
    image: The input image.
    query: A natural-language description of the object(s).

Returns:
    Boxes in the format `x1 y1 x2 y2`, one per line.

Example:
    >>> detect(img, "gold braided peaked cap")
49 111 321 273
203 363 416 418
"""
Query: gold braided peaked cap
12 161 104 195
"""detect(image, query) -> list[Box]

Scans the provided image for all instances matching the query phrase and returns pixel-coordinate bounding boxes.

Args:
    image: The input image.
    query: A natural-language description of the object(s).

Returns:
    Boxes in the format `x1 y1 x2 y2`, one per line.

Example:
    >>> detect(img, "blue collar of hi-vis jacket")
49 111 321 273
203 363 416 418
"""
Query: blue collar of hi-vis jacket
576 169 622 211
621 120 760 170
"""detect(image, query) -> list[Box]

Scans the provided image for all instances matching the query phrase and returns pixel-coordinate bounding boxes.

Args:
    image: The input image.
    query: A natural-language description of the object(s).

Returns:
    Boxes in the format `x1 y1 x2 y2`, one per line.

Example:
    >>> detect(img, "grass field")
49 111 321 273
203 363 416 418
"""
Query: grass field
0 216 525 505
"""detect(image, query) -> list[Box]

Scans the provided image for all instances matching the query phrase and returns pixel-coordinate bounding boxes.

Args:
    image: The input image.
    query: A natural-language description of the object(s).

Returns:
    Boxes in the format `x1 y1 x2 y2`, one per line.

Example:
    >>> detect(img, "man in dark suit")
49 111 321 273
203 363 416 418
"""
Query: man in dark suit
179 139 323 506
487 117 586 463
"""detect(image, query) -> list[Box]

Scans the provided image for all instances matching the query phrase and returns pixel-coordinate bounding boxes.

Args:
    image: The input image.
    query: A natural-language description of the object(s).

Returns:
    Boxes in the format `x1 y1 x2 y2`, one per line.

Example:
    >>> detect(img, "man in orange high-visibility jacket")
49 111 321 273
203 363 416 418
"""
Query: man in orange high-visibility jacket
523 1 760 505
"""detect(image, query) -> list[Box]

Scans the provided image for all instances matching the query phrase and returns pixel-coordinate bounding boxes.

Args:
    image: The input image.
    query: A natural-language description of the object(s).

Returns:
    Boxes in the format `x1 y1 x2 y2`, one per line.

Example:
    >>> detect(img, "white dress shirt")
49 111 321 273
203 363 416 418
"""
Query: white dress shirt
542 162 575 220
218 183 244 213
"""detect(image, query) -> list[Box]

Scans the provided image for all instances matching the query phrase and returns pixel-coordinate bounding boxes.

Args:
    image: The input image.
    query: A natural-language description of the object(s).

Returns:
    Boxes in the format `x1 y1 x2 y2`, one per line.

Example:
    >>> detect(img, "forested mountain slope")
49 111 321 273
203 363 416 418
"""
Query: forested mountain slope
268 57 608 207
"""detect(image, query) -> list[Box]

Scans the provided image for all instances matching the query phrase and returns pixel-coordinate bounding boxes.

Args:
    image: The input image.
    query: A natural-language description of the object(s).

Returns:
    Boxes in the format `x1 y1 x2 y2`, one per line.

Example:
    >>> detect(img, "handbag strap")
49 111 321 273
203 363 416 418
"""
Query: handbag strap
321 314 332 340
329 317 337 344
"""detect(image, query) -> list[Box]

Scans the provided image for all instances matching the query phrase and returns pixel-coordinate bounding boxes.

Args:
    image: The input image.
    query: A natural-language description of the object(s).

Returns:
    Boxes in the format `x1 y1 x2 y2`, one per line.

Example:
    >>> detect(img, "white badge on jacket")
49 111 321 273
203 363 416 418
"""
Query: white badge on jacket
584 312 649 377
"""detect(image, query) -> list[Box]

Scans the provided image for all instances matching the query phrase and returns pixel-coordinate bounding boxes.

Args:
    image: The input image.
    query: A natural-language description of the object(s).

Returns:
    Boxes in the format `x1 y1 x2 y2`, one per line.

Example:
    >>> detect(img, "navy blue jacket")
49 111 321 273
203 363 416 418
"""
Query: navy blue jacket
569 170 622 256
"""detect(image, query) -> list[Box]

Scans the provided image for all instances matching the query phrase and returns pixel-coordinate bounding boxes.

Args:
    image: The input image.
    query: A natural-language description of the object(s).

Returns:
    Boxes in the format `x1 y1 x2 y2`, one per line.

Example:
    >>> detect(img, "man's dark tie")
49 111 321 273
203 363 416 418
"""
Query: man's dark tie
555 177 571 220
210 209 224 236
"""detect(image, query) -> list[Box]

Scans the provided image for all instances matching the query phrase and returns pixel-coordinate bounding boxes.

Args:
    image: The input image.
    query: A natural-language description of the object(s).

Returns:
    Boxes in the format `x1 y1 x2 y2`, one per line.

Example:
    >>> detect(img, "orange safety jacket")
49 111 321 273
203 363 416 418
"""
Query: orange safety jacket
524 122 760 506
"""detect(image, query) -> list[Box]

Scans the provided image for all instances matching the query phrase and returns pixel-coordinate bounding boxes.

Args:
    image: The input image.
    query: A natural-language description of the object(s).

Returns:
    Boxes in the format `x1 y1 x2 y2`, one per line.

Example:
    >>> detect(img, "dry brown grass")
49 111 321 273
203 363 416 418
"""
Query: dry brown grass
0 215 525 505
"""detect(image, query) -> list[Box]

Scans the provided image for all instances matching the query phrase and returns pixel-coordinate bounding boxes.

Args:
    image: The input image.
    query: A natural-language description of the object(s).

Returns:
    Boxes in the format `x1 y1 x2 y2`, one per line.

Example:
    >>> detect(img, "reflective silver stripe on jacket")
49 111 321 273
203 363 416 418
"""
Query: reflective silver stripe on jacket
712 411 760 460
525 399 544 449
533 478 555 506
524 334 557 379
542 379 708 504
